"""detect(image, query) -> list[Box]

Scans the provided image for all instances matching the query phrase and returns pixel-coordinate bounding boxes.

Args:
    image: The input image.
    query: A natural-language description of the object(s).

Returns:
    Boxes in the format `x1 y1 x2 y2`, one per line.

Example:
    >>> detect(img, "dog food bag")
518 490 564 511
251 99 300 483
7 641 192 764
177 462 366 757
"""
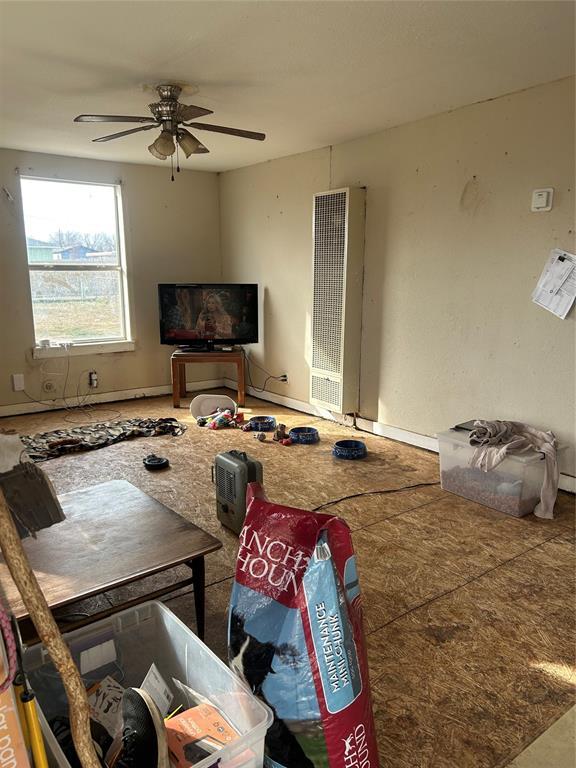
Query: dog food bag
228 482 379 768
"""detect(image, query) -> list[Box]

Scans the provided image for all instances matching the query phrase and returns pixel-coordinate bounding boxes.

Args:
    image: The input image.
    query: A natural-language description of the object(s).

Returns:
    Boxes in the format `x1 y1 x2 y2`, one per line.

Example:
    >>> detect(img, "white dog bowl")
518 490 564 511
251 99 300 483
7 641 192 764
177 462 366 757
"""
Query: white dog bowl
190 393 238 418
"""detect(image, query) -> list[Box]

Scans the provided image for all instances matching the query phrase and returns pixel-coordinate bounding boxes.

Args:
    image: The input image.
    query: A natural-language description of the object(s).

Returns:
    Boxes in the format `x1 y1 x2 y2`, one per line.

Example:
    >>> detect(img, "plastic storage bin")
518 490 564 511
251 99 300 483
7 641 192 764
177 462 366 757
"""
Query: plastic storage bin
438 429 547 517
25 601 272 768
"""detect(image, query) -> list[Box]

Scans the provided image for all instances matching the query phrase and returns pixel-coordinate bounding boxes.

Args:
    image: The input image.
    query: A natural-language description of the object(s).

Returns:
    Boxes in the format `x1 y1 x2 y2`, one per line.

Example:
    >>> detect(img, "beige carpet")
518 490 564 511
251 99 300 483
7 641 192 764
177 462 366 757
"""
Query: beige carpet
2 391 574 768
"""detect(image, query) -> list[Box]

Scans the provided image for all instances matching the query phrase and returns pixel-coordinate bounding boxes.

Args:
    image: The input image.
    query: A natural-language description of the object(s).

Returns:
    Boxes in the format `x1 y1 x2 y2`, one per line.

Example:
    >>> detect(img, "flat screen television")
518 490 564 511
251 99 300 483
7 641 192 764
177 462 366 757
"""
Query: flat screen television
158 283 258 349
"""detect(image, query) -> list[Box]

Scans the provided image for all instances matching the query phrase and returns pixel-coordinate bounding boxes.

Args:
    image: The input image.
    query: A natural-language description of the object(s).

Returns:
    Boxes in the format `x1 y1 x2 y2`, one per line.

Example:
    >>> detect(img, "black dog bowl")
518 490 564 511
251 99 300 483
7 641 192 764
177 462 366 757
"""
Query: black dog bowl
332 440 367 460
248 416 277 432
289 426 320 444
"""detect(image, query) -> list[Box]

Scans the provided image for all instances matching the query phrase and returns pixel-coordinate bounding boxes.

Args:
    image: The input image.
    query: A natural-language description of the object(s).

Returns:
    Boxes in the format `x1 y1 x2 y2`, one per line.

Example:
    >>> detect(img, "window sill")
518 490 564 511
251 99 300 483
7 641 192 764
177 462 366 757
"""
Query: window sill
32 340 136 359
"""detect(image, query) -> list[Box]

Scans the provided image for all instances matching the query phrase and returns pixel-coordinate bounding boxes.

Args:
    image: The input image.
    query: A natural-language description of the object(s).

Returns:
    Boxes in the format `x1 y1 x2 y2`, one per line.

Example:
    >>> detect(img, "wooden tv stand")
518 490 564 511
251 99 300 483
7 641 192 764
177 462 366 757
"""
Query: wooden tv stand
171 348 246 407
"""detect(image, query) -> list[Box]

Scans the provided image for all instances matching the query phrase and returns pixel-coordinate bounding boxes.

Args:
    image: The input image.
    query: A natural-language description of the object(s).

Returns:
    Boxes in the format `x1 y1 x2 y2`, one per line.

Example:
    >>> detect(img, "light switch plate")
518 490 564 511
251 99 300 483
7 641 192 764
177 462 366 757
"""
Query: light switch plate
531 188 553 212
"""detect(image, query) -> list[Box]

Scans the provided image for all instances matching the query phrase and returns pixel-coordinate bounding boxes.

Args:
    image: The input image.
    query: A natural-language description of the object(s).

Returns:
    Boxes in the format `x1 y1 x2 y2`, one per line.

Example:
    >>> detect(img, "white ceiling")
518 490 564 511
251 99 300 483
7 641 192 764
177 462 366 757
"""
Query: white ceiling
0 1 574 172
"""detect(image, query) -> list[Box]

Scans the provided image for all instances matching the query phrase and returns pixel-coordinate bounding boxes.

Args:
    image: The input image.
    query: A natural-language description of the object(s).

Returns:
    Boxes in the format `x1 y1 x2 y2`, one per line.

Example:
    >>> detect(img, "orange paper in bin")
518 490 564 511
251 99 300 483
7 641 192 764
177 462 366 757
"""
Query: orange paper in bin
166 703 252 767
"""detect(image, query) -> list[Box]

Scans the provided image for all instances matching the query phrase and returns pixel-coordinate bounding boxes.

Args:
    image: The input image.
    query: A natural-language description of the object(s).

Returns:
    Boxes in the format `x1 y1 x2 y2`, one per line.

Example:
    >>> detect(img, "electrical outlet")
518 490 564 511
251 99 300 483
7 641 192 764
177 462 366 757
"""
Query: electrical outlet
11 373 25 392
279 374 288 382
42 380 56 393
88 370 99 388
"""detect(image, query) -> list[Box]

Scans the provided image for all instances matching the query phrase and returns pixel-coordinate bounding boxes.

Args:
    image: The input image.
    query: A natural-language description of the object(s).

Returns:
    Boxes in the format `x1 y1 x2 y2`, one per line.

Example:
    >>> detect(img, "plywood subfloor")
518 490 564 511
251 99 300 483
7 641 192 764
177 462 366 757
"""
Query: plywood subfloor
1 391 574 768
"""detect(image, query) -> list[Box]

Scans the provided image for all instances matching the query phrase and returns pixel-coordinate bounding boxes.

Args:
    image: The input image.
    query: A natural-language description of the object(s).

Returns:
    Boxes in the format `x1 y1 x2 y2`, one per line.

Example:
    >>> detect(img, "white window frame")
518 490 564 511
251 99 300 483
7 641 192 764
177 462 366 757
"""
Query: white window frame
21 176 134 357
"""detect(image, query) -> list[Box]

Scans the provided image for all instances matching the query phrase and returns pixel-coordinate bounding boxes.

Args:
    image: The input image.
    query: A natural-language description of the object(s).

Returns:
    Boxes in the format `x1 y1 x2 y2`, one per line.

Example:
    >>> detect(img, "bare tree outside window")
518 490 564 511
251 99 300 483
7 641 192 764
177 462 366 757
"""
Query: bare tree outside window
48 230 117 253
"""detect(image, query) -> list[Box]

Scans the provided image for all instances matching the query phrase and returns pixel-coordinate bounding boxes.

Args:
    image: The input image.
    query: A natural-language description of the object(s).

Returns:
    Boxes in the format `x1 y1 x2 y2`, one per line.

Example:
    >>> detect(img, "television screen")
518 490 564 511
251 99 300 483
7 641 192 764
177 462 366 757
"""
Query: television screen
158 283 258 346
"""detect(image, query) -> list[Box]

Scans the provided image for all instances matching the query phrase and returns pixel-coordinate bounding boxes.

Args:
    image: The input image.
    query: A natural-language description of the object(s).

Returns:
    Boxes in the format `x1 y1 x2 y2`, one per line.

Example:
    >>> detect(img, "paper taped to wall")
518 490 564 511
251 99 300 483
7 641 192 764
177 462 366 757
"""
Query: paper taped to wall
532 249 576 319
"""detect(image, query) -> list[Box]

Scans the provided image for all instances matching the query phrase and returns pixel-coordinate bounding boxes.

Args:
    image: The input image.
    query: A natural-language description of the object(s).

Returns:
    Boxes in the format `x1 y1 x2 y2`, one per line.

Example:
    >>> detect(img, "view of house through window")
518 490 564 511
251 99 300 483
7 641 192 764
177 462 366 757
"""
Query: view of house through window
20 177 129 344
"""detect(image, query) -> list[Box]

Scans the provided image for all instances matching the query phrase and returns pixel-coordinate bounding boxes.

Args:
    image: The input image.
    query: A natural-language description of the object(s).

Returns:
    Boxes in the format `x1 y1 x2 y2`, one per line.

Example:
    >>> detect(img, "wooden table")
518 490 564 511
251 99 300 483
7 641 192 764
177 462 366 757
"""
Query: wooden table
171 349 246 407
0 480 222 640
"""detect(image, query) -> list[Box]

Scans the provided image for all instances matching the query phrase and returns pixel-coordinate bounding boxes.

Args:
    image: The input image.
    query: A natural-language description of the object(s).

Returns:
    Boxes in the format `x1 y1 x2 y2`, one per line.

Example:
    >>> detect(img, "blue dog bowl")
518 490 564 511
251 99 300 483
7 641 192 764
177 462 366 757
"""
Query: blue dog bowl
289 426 320 444
332 439 367 460
248 415 277 432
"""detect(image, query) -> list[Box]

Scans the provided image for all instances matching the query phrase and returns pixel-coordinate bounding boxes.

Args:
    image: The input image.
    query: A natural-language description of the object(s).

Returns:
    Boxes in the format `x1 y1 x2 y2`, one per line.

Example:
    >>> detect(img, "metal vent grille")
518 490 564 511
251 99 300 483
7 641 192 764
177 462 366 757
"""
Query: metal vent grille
311 375 342 409
216 465 236 503
312 191 347 373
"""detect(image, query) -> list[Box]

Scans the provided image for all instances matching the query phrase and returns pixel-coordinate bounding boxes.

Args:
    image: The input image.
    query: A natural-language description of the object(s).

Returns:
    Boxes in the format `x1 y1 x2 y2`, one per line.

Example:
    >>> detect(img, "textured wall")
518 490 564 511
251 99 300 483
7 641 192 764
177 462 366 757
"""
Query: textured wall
220 149 330 398
220 78 575 473
0 150 221 407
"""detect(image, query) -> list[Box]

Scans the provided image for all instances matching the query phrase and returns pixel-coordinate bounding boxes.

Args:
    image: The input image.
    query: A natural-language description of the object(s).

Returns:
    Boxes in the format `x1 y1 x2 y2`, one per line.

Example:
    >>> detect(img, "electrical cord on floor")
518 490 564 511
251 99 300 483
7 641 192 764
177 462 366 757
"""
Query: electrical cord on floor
245 353 286 393
312 481 440 512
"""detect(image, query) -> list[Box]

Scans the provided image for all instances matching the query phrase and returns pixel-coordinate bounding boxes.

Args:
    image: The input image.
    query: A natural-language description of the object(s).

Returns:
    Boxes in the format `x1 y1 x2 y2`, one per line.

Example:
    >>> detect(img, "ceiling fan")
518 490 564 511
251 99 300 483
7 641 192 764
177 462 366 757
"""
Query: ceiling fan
74 84 265 176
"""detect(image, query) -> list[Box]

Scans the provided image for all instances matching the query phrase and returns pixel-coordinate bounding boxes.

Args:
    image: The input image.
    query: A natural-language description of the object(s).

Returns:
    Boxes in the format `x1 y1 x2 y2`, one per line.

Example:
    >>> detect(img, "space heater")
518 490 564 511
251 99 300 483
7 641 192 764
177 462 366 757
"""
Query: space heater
310 187 366 414
212 450 263 535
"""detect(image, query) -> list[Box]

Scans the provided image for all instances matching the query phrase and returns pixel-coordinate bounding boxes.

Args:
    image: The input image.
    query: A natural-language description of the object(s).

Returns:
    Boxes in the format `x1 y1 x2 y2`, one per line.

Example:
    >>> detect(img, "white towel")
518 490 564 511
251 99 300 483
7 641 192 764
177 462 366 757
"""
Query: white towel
469 420 559 519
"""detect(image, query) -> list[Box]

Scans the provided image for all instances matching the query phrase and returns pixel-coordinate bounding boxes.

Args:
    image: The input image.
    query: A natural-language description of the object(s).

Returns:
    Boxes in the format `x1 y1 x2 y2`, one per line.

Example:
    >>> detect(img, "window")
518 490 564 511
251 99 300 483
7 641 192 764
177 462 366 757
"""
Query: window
20 177 131 347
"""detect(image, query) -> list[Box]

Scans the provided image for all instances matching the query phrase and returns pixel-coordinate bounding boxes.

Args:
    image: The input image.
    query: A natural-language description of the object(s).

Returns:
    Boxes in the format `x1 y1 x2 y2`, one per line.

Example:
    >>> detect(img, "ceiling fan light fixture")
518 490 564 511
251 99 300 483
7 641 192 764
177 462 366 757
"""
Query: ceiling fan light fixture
152 130 176 157
177 129 201 158
147 143 167 160
74 84 264 175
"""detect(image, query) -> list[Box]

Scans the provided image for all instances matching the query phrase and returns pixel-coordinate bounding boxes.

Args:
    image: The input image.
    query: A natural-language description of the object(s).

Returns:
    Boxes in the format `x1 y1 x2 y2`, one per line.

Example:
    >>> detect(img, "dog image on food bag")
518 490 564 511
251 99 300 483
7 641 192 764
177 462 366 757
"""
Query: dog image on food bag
228 483 379 768
230 609 315 767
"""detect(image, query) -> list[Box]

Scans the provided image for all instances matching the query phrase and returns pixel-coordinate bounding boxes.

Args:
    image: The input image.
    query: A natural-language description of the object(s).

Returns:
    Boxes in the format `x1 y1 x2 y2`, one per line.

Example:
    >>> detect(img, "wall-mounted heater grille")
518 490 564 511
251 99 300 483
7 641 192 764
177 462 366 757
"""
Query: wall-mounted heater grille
310 187 365 414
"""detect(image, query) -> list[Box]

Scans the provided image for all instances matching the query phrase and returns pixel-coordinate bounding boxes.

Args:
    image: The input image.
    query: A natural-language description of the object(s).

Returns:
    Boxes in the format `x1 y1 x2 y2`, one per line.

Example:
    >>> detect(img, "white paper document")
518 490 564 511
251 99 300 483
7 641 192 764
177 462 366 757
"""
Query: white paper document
141 663 174 716
88 676 125 737
532 249 576 319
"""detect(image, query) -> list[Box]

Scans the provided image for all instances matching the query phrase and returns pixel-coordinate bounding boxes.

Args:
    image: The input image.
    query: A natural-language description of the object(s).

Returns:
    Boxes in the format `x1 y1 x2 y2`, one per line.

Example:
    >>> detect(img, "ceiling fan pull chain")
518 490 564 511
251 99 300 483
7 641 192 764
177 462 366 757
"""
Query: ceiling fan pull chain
176 142 181 173
170 153 174 182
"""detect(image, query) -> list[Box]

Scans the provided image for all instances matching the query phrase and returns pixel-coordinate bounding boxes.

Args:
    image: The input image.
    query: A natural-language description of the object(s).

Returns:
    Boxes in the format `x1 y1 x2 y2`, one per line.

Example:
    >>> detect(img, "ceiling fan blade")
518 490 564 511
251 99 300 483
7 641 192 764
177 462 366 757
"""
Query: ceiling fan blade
92 124 159 142
184 122 265 141
74 114 157 123
179 104 214 121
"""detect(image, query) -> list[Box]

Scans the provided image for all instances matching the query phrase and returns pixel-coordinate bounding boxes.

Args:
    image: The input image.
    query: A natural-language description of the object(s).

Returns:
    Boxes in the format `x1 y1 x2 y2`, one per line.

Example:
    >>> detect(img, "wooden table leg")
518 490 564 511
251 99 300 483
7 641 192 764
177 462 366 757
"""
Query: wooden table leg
237 354 246 406
190 556 206 639
171 357 180 408
178 361 186 399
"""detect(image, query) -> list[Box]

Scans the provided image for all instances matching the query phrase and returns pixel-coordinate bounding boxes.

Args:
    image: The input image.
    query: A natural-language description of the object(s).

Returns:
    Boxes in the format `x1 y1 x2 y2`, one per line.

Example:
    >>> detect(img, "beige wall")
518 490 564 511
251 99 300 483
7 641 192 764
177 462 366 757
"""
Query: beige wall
220 77 575 473
0 150 221 408
220 149 330 396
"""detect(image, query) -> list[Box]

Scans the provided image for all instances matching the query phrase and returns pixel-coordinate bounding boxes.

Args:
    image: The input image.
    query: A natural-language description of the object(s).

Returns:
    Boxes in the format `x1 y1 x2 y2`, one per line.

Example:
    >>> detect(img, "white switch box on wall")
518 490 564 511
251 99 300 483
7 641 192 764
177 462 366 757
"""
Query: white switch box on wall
11 373 25 391
531 188 554 212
